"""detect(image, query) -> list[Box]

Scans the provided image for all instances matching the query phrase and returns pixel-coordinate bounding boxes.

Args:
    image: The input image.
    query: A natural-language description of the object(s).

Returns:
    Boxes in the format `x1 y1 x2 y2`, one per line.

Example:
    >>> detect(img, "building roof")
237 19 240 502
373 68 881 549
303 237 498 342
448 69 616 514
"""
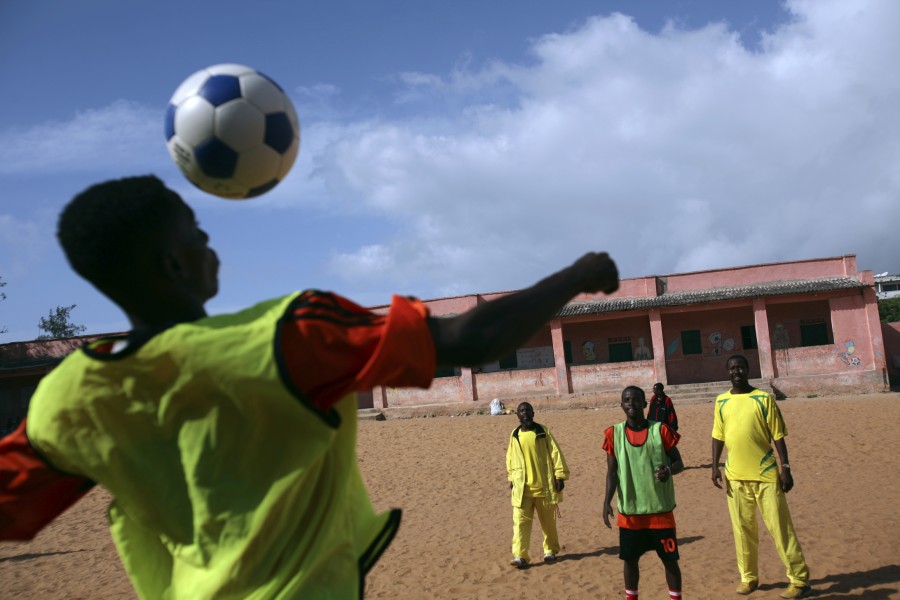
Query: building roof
559 276 867 317
0 355 64 373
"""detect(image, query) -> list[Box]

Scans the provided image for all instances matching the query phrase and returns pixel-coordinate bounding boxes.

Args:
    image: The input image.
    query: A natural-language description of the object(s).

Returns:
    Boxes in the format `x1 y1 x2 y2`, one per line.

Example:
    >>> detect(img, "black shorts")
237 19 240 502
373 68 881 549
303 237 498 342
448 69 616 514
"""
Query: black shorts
619 527 679 562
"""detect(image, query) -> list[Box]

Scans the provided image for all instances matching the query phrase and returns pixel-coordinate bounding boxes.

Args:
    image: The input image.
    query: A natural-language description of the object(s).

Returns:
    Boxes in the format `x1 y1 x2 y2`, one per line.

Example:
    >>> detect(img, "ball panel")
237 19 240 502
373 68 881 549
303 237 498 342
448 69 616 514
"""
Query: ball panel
173 96 216 146
215 101 264 151
276 139 300 179
233 145 280 187
166 135 197 175
198 75 243 107
264 113 295 154
239 73 287 113
194 138 239 179
246 179 280 198
206 63 255 77
169 69 210 106
164 104 177 141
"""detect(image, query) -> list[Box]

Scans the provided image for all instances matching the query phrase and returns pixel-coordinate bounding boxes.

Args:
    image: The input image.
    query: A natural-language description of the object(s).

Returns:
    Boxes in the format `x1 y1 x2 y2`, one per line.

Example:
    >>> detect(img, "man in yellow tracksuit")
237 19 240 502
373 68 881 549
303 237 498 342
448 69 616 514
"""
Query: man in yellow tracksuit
506 402 569 568
712 355 811 599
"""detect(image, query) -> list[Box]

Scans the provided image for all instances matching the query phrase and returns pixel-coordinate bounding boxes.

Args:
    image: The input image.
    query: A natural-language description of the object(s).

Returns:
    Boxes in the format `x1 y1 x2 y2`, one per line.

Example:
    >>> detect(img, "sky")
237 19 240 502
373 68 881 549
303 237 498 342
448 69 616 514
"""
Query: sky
1 0 898 343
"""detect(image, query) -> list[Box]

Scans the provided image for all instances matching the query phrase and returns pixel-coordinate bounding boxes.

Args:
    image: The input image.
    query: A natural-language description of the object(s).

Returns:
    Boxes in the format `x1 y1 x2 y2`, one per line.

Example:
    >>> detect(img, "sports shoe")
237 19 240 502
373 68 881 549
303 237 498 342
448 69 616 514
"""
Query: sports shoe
780 584 811 598
543 553 557 563
509 557 528 569
735 580 759 595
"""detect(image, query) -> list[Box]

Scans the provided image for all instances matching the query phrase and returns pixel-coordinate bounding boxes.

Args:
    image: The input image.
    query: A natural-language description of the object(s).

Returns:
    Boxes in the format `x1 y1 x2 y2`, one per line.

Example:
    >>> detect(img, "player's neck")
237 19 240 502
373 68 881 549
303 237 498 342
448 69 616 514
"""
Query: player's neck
626 417 648 430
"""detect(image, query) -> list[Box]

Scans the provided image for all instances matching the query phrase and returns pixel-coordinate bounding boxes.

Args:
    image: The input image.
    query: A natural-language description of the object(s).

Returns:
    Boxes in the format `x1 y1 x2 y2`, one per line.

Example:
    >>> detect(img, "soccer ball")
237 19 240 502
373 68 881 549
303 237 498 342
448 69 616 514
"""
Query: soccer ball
164 64 300 199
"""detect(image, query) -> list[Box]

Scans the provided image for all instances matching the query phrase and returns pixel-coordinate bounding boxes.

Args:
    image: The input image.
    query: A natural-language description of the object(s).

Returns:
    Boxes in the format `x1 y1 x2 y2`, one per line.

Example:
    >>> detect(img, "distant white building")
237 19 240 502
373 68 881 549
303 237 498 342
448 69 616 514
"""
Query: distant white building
875 272 900 300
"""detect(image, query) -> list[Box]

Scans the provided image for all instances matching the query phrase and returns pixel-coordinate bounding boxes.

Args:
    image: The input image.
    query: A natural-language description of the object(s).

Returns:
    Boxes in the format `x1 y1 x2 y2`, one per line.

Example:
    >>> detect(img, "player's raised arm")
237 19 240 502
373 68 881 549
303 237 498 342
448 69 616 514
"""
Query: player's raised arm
428 252 618 366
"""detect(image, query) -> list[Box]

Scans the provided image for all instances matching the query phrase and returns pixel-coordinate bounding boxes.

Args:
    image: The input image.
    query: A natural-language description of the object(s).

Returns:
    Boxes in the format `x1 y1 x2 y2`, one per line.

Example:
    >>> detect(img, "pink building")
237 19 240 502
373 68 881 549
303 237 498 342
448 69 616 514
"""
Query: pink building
0 255 891 424
367 254 889 408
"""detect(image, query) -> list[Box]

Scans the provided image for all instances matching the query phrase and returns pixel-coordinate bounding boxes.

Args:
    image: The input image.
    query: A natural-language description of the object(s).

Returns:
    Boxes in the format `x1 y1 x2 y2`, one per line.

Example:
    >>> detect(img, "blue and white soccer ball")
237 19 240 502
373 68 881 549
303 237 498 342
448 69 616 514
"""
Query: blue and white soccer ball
165 64 300 199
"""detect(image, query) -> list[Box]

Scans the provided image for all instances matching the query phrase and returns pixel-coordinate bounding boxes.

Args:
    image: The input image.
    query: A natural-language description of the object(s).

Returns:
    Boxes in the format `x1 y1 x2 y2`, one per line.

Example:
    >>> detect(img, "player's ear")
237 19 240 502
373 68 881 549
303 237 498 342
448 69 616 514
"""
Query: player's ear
161 249 187 282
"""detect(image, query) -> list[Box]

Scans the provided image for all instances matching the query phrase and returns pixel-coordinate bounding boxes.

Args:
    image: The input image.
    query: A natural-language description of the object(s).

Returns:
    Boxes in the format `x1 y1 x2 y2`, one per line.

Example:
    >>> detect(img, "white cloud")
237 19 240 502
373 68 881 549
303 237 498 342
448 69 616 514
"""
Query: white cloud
309 0 900 295
0 100 162 174
0 211 54 277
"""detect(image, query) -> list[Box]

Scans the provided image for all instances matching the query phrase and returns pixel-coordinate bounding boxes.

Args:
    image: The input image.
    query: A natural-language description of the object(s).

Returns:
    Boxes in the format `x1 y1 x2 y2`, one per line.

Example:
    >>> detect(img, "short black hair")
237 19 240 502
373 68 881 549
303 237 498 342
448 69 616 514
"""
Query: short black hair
653 382 664 390
726 354 750 368
58 175 185 288
622 385 645 401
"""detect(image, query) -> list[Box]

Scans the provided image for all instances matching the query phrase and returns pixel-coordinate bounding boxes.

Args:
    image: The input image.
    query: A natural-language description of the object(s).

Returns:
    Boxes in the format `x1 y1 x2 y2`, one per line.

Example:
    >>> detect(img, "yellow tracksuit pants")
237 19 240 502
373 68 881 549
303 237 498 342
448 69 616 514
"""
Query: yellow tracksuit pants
726 479 810 586
512 493 559 562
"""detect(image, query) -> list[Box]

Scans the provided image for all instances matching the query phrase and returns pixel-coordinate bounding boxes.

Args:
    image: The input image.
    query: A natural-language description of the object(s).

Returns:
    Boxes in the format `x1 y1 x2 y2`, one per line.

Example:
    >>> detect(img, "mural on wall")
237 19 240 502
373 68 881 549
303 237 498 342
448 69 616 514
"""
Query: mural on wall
838 341 861 366
517 346 555 369
708 331 736 356
772 323 790 349
634 337 652 360
666 339 679 357
581 341 597 362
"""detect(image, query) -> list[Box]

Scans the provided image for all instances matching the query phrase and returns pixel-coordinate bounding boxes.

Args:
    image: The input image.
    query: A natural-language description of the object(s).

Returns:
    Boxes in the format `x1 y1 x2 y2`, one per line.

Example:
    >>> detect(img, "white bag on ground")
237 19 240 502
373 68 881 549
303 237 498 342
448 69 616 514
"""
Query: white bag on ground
490 398 505 416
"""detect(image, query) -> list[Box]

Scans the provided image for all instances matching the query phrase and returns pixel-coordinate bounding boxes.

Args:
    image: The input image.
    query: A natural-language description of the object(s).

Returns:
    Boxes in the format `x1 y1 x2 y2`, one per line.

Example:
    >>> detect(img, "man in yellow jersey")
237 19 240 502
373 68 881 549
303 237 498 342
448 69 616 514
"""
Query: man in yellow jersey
711 355 811 599
506 402 568 569
5 175 620 599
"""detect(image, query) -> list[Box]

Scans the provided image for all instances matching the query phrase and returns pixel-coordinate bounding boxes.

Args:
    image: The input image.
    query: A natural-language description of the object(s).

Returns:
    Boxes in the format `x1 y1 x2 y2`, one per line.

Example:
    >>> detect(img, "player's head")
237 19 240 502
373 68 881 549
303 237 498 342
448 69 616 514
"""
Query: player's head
58 175 219 313
620 385 647 418
653 382 664 396
725 354 750 388
726 354 749 369
516 402 535 428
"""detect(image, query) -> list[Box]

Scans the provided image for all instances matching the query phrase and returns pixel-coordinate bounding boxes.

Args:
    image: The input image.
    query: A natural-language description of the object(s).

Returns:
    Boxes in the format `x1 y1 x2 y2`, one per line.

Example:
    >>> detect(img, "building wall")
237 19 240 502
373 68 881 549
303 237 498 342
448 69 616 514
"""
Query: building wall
0 256 887 413
660 306 760 384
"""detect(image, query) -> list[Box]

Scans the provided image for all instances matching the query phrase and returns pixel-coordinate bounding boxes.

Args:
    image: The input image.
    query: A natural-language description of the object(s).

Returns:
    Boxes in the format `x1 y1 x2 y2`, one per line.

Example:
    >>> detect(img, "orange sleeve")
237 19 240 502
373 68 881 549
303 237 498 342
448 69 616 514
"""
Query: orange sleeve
660 424 681 452
280 291 436 412
602 427 615 457
0 421 95 541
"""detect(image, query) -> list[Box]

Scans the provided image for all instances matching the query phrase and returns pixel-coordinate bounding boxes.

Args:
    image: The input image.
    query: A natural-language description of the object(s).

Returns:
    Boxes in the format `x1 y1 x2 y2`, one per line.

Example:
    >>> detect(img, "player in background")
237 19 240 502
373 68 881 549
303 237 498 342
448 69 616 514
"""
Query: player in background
647 382 678 432
603 386 684 600
1 175 619 599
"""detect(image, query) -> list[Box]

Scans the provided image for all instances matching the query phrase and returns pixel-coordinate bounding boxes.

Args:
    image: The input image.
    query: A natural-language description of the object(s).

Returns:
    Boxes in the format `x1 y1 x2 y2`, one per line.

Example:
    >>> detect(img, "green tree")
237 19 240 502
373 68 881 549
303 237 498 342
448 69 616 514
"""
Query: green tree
879 297 900 323
37 304 87 340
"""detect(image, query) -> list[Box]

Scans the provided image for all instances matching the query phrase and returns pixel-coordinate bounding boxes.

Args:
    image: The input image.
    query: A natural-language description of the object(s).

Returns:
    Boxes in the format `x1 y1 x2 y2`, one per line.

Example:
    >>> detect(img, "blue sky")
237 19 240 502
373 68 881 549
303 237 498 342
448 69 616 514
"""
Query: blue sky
1 0 898 342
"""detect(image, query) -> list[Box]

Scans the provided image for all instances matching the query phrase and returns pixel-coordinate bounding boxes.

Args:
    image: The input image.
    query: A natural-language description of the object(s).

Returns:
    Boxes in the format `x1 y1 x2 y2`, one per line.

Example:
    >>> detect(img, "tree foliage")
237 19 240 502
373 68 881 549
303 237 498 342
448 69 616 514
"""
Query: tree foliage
879 297 900 323
37 304 87 340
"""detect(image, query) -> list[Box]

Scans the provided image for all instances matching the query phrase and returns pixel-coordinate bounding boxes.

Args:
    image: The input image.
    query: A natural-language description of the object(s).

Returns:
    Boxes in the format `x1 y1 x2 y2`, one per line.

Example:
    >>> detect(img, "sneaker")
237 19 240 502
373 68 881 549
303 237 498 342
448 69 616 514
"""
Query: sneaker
509 557 528 569
780 584 811 599
736 581 759 595
543 553 557 563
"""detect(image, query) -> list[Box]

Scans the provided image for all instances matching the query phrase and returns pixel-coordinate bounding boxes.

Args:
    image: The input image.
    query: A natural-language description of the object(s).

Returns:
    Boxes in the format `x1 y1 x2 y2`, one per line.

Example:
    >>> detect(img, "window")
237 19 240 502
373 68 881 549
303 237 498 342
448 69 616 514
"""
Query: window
800 319 829 346
499 352 518 370
681 330 702 355
740 325 758 350
563 340 573 365
434 365 457 378
608 342 633 363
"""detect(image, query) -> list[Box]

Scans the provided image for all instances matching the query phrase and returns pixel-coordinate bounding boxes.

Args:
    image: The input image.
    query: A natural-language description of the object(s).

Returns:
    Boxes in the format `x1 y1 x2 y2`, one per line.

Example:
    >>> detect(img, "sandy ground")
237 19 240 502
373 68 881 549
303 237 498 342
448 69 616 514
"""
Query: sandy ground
2 392 899 599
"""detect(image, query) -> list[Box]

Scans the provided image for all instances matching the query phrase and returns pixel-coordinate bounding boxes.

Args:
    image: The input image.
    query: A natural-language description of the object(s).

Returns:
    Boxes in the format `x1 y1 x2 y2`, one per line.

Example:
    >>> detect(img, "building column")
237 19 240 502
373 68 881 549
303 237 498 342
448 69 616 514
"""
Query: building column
861 284 889 389
550 319 572 395
648 309 667 384
459 367 477 401
753 298 775 380
372 386 388 409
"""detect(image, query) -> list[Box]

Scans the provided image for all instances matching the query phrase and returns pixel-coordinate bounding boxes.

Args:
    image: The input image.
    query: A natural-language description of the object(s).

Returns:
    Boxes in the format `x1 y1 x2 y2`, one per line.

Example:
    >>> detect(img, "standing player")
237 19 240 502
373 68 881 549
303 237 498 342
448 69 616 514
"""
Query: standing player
2 175 619 599
603 386 684 600
647 382 679 432
506 402 569 568
711 355 811 598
